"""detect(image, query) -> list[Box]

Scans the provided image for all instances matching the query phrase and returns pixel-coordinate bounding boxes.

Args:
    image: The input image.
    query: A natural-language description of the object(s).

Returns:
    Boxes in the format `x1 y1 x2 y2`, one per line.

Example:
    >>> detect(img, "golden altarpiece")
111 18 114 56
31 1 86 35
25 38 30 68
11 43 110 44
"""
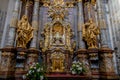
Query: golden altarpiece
40 1 75 72
0 0 118 80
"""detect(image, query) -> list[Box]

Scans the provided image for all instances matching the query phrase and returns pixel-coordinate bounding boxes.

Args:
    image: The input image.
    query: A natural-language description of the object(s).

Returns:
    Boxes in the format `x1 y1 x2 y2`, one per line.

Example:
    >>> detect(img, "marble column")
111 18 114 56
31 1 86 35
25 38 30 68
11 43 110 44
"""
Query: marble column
105 2 118 74
97 0 117 79
0 0 20 79
26 0 40 70
77 0 91 76
30 0 39 48
25 0 29 16
97 0 108 48
77 0 85 49
6 0 20 47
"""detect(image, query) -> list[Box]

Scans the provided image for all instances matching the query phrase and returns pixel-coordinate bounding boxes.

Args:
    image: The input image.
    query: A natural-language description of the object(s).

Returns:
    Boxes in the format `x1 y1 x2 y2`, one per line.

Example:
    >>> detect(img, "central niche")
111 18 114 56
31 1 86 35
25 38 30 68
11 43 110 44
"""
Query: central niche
52 22 64 45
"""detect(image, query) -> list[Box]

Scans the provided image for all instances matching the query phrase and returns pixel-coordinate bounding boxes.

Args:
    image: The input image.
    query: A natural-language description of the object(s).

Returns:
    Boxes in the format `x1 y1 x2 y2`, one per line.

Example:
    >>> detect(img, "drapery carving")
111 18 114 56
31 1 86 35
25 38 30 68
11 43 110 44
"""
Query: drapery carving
82 19 100 48
16 15 33 48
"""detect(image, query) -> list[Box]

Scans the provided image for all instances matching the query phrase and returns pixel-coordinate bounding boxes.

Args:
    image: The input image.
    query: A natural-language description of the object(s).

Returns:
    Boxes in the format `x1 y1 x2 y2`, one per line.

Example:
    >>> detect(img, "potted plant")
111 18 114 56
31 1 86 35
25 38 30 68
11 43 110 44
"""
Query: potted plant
70 61 86 75
23 62 46 80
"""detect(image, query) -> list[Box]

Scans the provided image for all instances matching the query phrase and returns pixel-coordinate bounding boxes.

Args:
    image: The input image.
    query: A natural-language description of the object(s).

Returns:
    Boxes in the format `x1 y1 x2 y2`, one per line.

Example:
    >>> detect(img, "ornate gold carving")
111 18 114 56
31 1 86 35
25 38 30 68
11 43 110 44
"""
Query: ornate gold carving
82 19 100 48
91 0 96 5
53 0 64 6
16 15 33 48
41 0 75 52
48 0 68 21
43 1 50 7
42 0 76 8
66 1 74 7
41 0 75 73
50 52 65 72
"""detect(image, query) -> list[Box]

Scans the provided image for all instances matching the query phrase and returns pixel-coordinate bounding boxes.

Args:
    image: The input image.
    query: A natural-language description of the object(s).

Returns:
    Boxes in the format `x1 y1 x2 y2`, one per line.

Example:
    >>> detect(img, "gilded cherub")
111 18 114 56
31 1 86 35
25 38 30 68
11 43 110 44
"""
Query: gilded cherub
16 15 33 48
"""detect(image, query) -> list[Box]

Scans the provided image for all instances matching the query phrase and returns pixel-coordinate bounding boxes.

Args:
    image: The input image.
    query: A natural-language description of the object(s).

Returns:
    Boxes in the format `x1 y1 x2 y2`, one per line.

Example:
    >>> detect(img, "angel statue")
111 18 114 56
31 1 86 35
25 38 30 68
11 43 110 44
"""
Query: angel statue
82 18 100 48
16 15 33 48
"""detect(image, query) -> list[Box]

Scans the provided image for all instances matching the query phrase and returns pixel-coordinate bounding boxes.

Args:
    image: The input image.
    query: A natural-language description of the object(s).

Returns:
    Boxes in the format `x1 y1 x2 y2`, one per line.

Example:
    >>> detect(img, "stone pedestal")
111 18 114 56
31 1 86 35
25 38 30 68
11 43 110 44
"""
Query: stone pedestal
15 47 27 80
77 49 91 76
99 48 118 79
25 48 39 70
87 48 99 79
0 48 16 79
15 48 39 79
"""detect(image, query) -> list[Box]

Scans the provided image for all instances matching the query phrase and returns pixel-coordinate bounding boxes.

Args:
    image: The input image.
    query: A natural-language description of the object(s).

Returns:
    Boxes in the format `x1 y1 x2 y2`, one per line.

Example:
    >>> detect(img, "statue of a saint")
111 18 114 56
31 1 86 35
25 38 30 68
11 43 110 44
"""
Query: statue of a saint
16 15 33 48
52 23 63 44
82 19 100 48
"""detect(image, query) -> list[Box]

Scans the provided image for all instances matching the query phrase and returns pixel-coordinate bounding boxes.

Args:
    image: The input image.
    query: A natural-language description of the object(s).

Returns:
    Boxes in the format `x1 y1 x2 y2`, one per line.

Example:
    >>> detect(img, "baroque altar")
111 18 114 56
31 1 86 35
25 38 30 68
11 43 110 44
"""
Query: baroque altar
0 0 118 80
40 0 75 73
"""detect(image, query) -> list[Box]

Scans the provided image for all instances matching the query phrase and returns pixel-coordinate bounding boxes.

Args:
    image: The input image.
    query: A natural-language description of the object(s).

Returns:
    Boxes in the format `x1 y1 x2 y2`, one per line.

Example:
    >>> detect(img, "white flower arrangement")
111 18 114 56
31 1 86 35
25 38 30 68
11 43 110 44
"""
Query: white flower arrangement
23 62 46 80
70 61 86 75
